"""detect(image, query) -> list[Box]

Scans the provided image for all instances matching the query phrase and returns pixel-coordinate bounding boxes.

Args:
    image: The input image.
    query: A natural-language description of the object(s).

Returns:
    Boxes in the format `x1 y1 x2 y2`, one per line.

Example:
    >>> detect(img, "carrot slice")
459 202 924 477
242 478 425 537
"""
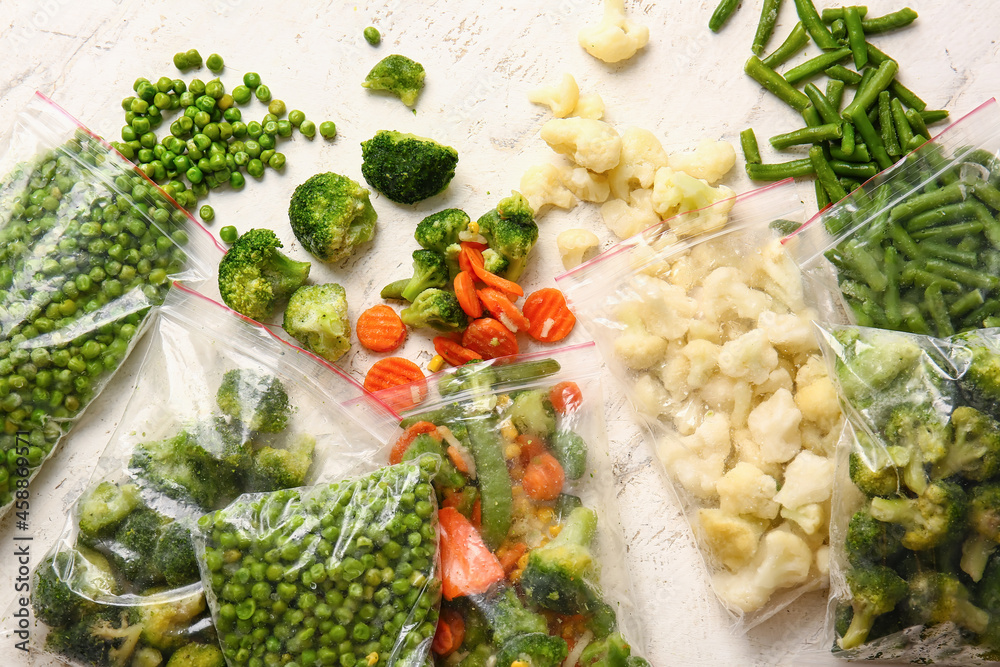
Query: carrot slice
447 445 471 474
477 287 530 332
522 452 565 501
459 244 484 275
390 421 440 465
470 261 524 298
550 381 583 414
438 507 505 600
356 305 406 353
498 542 529 575
516 434 546 466
432 609 466 657
433 336 483 367
453 271 483 319
522 287 576 342
364 357 426 411
462 317 519 360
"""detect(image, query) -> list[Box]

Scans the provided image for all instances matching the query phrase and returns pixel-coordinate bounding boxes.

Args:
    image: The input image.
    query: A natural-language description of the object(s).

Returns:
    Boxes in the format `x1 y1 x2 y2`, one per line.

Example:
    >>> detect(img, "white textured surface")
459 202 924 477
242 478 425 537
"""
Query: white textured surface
0 0 998 665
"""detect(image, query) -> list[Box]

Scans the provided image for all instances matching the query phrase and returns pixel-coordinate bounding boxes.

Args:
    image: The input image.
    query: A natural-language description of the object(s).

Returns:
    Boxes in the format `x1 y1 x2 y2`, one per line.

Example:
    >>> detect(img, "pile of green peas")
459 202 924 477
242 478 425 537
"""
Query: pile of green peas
200 461 442 667
0 129 192 507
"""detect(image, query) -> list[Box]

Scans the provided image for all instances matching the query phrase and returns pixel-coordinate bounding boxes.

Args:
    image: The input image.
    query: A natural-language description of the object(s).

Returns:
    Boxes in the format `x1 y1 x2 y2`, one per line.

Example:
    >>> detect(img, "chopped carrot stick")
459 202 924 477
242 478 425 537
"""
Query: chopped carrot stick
438 507 505 600
459 244 484 275
477 287 530 332
356 304 406 352
453 271 483 319
522 452 565 501
433 336 483 367
470 261 524 298
522 287 576 342
432 609 466 657
390 421 440 465
447 445 471 474
462 317 519 359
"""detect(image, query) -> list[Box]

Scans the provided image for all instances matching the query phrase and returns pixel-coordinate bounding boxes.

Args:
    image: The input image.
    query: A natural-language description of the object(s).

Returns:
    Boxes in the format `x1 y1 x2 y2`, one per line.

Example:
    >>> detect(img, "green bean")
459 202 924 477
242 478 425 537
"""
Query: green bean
972 181 1000 211
911 220 984 241
878 91 901 157
843 238 888 291
924 257 1000 290
840 122 857 157
802 105 823 128
925 282 954 336
844 6 868 69
865 42 895 67
830 160 877 180
745 56 812 111
905 201 981 232
752 0 782 55
811 145 847 202
804 83 841 125
740 128 762 165
891 97 915 150
905 108 931 140
888 223 924 260
709 0 739 32
762 22 810 69
920 109 950 125
815 179 830 209
862 7 918 34
770 123 843 149
843 59 899 120
825 65 863 85
901 301 932 334
830 142 871 162
889 80 926 112
890 181 966 222
948 289 985 318
849 105 893 169
821 6 867 21
918 240 977 266
963 300 1000 329
746 158 815 181
785 47 852 85
466 418 513 549
884 245 903 327
900 264 961 292
794 0 840 50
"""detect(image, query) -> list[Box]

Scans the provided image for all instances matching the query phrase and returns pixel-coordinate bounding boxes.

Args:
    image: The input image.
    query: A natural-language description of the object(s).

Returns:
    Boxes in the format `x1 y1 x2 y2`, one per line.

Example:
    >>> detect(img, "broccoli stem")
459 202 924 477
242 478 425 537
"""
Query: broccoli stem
961 535 997 583
839 604 879 650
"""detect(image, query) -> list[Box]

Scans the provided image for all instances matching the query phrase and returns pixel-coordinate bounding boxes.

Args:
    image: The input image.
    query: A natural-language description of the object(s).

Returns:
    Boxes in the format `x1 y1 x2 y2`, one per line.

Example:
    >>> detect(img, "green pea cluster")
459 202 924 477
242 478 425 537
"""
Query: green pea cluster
199 461 442 667
0 130 191 507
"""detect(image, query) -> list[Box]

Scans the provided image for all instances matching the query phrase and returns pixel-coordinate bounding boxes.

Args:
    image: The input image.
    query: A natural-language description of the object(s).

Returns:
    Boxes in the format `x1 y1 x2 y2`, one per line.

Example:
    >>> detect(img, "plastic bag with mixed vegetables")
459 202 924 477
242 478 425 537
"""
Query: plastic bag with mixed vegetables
557 182 847 628
819 324 1000 663
23 286 398 667
373 345 650 666
0 92 221 522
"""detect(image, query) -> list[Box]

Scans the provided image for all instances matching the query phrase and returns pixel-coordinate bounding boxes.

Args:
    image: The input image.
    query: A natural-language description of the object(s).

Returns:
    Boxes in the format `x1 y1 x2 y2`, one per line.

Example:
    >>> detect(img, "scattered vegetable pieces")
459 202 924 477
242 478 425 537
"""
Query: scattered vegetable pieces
357 304 407 352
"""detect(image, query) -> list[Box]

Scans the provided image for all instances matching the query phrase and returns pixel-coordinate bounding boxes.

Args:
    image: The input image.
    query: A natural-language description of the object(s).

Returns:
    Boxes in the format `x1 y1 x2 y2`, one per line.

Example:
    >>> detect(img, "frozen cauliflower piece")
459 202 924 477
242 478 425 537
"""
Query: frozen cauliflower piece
520 163 576 215
755 367 794 396
631 274 697 340
718 329 779 385
758 310 820 355
574 92 606 120
733 428 784 479
773 450 835 509
659 413 731 499
815 545 831 578
668 139 737 185
607 127 670 200
701 267 773 323
601 188 660 239
795 375 841 431
747 388 802 463
578 0 650 64
613 316 669 370
682 339 720 390
750 239 807 312
560 166 611 203
697 508 765 571
781 503 825 536
716 462 780 520
528 73 580 118
556 228 600 269
651 166 736 221
540 118 622 173
712 526 813 613
795 354 829 391
699 374 737 414
632 373 668 417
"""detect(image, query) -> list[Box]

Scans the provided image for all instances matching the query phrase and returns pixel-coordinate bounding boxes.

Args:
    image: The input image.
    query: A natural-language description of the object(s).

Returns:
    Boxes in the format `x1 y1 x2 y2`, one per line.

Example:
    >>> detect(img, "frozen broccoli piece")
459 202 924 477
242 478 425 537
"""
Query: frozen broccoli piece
218 228 311 321
362 54 426 107
869 479 968 551
414 208 470 253
77 481 143 539
361 130 459 204
397 249 449 302
246 434 316 490
400 288 468 332
932 406 1000 482
905 571 990 635
495 633 568 667
216 369 292 434
282 283 352 363
838 565 908 650
476 192 538 282
152 521 200 588
287 172 377 263
164 643 225 667
507 389 556 438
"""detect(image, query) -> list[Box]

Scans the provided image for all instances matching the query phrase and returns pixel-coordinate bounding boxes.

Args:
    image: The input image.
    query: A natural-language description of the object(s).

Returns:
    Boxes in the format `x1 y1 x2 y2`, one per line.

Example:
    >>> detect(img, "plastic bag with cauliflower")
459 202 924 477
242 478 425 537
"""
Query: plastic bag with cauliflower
557 181 848 629
13 286 398 666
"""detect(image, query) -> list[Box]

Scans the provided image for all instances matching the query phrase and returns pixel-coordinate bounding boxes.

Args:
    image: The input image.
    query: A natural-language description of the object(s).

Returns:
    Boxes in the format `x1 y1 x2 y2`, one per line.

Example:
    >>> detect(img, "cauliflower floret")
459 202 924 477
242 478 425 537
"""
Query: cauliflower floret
520 163 576 215
732 381 754 430
712 526 813 613
658 353 692 403
578 0 650 64
668 139 737 185
682 339 720 389
659 413 730 498
632 373 668 417
631 273 697 340
528 73 580 118
747 388 802 463
559 166 611 203
750 239 807 313
800 423 841 458
815 545 831 578
600 188 659 239
672 399 707 437
758 310 820 355
795 375 842 431
716 462 780 520
686 318 724 344
773 450 835 509
607 127 670 200
556 228 600 270
540 118 622 173
697 508 765 571
574 92 606 120
733 428 784 479
651 166 736 225
755 367 794 396
795 354 829 390
780 503 825 536
718 329 779 385
613 306 669 371
699 374 736 413
701 267 774 323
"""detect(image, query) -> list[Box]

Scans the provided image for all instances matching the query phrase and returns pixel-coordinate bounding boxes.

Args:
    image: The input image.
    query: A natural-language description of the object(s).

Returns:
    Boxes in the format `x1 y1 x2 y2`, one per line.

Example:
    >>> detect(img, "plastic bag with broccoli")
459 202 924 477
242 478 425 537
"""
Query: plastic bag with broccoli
557 183 848 630
819 323 1000 663
0 93 222 524
19 286 398 666
371 344 651 666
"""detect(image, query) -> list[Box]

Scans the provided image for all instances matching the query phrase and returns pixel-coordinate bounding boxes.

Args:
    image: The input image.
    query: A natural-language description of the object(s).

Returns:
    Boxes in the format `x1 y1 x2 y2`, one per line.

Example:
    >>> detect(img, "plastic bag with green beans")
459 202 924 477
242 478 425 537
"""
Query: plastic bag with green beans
195 461 442 667
0 92 223 522
17 286 398 667
817 323 1000 663
790 98 1000 337
372 345 651 666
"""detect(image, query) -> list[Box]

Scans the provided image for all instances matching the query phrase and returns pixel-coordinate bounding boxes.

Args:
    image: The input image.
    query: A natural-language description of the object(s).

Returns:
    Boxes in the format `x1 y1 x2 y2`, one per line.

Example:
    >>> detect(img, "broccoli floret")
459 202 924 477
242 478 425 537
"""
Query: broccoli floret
399 249 449 302
869 479 968 551
849 451 901 498
415 208 470 253
961 484 1000 582
131 647 164 667
246 434 316 491
495 633 568 667
474 586 549 645
380 278 411 301
477 192 538 282
287 172 377 263
906 571 990 635
845 508 905 568
578 632 636 666
152 521 199 588
164 643 225 667
884 404 952 465
507 390 556 438
191 415 255 470
216 369 292 434
482 248 509 276
958 334 1000 422
360 130 459 205
402 433 466 489
361 54 426 107
218 228 311 321
400 288 468 332
834 330 923 407
549 429 588 481
282 283 352 363
838 565 908 650
139 588 207 652
521 507 603 618
932 406 1000 481
77 481 142 539
32 551 105 627
46 606 143 667
109 508 168 589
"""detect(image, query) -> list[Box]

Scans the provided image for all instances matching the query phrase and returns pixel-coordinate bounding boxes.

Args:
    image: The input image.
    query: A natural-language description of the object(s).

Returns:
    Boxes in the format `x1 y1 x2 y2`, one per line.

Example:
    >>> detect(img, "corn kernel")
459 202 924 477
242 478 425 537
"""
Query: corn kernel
469 221 480 234
537 507 555 523
366 653 379 667
517 553 530 569
504 443 521 459
549 524 563 538
428 354 445 373
511 662 529 667
496 394 512 409
500 421 518 441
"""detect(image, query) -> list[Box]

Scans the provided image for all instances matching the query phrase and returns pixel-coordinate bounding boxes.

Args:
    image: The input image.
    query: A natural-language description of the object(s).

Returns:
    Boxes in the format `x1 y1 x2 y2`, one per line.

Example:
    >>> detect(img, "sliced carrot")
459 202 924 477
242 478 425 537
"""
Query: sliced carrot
453 271 483 319
432 609 466 657
462 317 519 360
438 507 505 600
516 434 546 466
434 336 483 367
522 452 565 501
477 287 530 332
356 305 406 353
364 357 427 411
390 421 440 465
463 240 488 251
470 261 524 298
458 244 484 275
472 498 482 529
550 381 584 414
498 542 529 575
447 445 471 475
522 287 576 342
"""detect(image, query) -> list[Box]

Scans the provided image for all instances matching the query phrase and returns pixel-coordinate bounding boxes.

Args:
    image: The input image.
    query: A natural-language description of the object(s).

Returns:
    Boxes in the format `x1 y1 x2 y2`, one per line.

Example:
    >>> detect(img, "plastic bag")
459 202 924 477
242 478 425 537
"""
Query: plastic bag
374 344 650 666
819 323 1000 663
195 460 441 667
0 92 222 521
557 182 847 629
791 98 1000 337
24 286 398 666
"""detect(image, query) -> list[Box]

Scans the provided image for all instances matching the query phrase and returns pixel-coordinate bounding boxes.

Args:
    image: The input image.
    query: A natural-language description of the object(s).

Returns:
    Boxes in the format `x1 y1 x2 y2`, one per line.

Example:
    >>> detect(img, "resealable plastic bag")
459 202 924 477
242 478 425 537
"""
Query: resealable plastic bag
0 92 222 521
194 461 441 667
791 98 1000 337
373 344 650 665
818 323 1000 664
22 286 398 666
557 182 847 630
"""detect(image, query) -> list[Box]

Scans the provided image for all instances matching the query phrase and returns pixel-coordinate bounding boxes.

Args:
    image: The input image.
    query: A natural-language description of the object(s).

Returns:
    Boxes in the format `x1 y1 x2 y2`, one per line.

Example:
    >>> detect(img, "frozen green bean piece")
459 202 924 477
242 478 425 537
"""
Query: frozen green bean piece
794 0 840 49
752 0 782 55
762 22 810 69
740 128 762 165
745 56 811 111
